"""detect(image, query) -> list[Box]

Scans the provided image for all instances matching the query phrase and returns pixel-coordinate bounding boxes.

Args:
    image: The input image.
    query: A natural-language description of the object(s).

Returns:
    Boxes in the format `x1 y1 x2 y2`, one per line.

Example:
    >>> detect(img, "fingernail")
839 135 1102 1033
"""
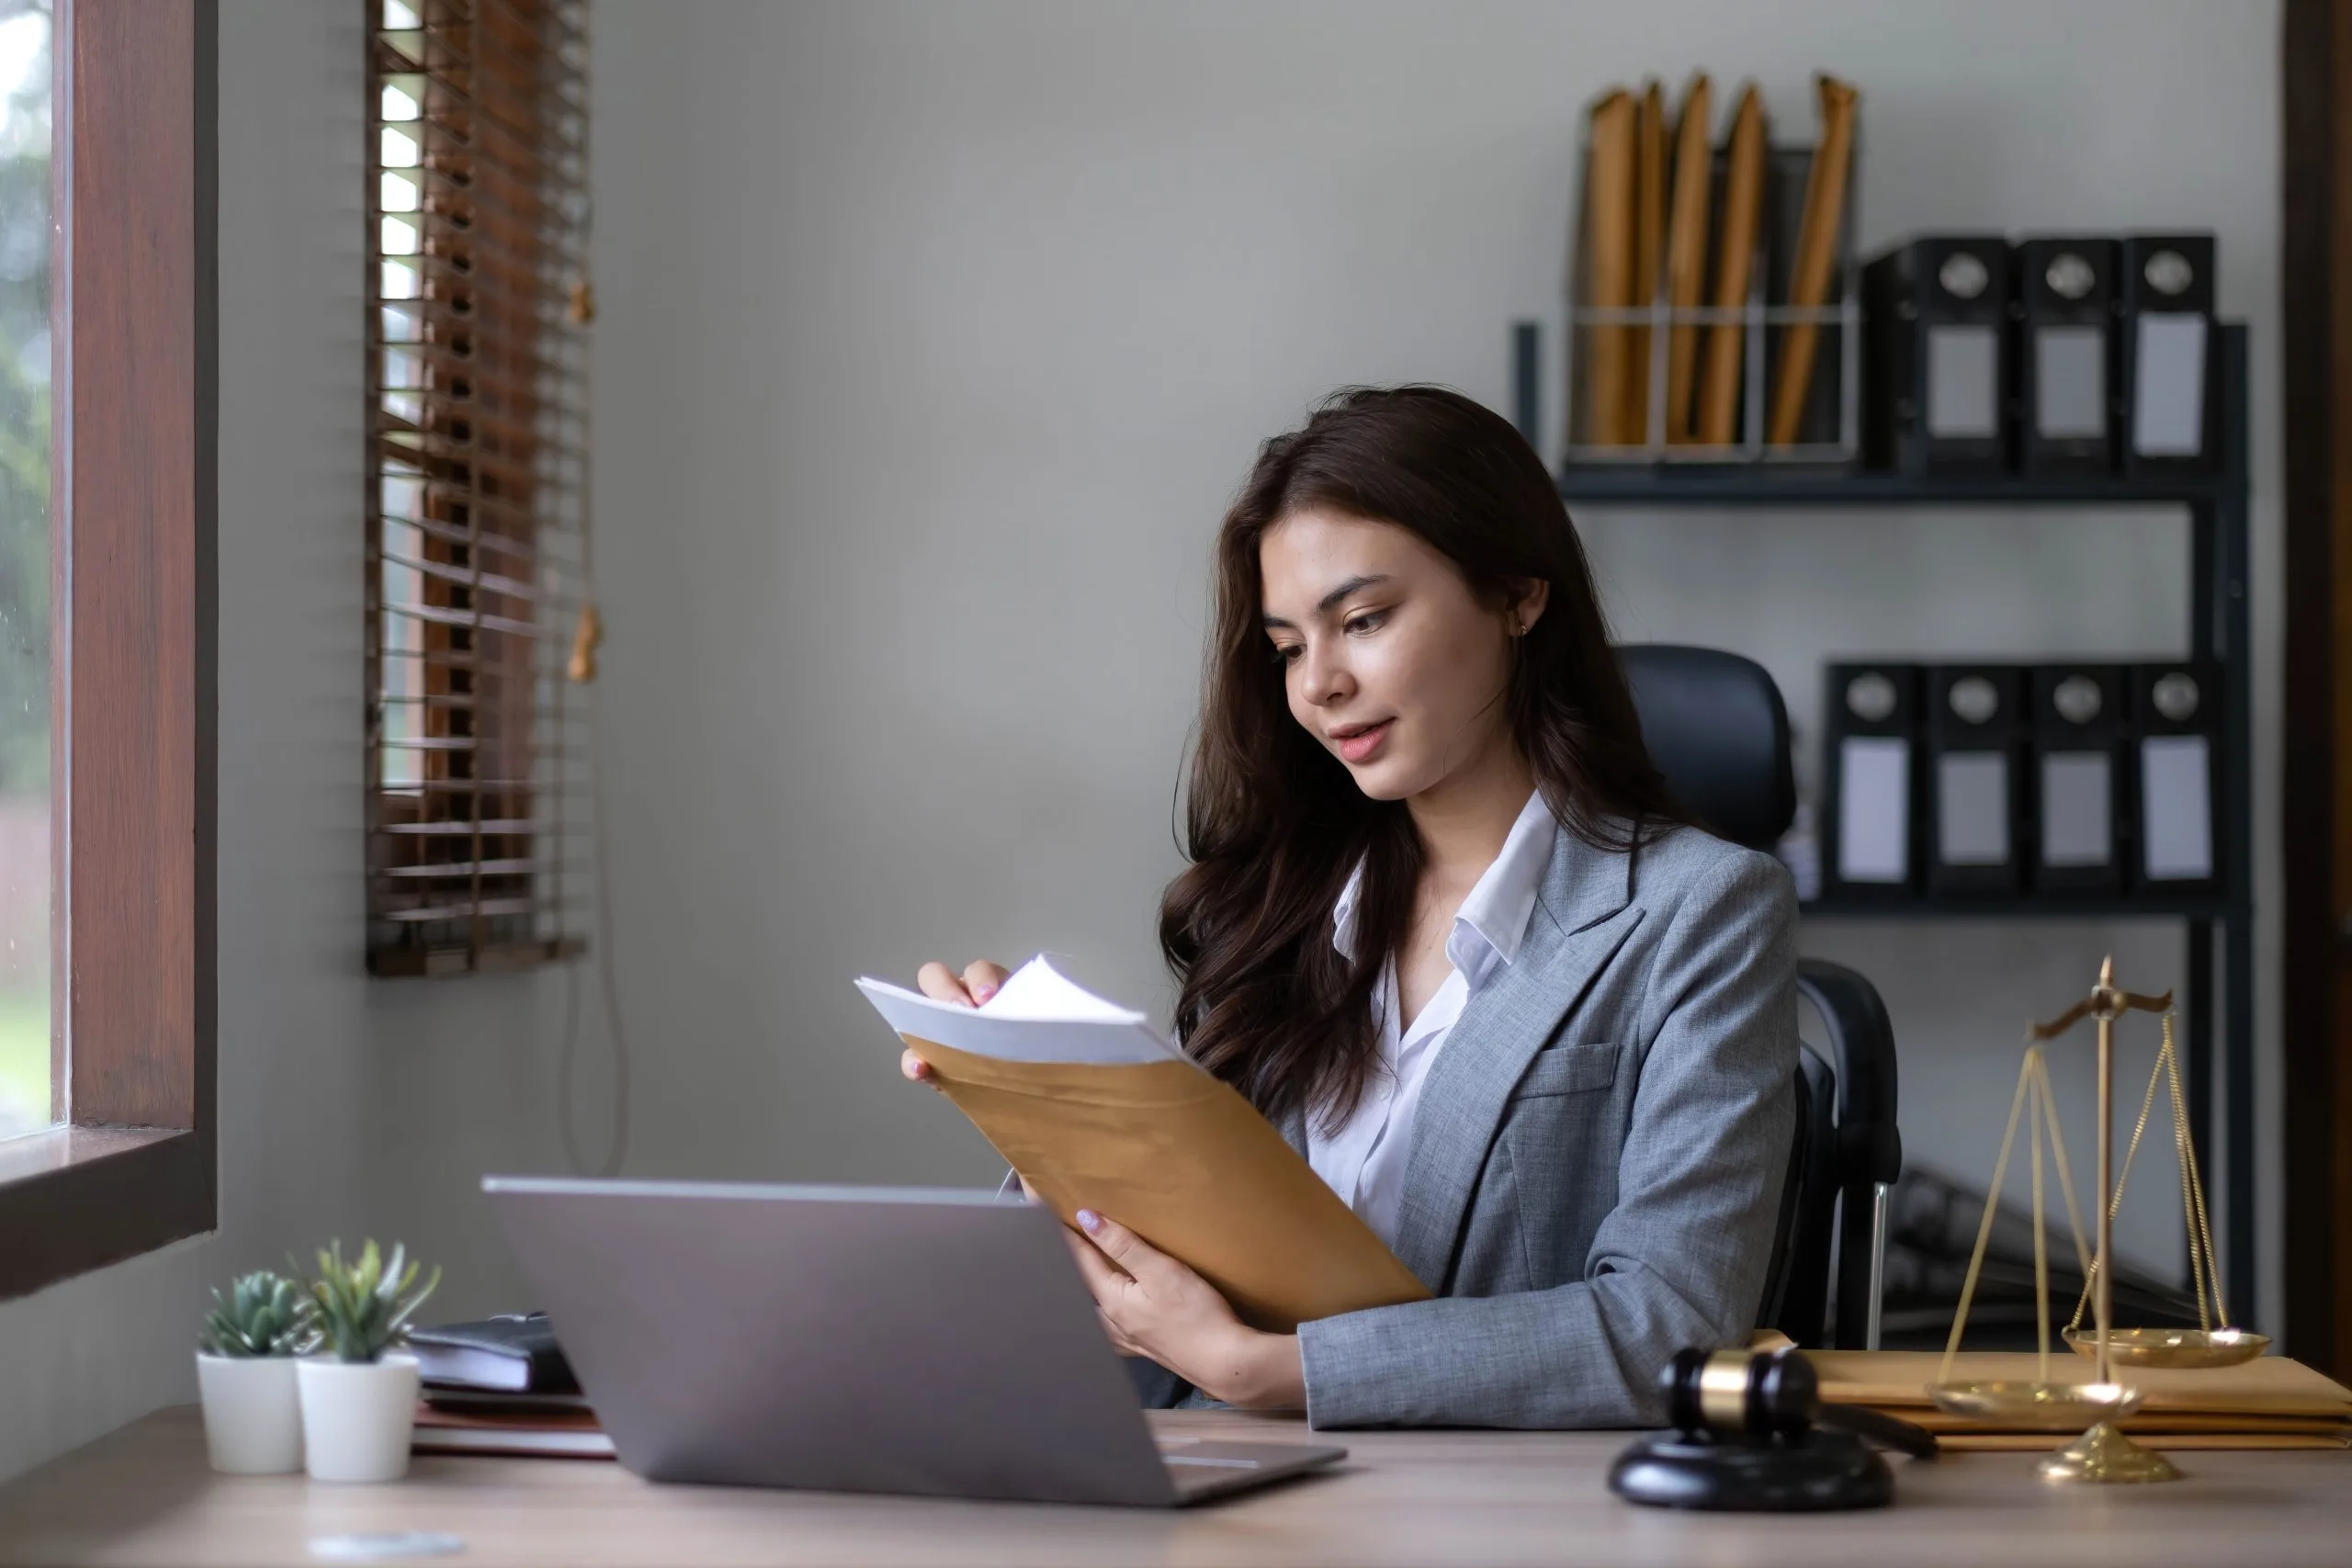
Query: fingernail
1077 1209 1101 1233
975 984 997 1003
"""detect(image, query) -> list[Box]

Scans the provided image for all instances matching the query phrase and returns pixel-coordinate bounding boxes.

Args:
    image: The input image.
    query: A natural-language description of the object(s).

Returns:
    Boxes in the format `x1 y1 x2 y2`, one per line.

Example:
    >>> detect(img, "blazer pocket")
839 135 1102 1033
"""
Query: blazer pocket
1511 1040 1620 1099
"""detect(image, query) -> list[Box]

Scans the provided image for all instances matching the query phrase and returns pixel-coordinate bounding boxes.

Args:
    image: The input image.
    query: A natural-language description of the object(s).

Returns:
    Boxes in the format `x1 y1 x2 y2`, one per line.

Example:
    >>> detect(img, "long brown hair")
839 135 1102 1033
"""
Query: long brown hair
1158 385 1680 1131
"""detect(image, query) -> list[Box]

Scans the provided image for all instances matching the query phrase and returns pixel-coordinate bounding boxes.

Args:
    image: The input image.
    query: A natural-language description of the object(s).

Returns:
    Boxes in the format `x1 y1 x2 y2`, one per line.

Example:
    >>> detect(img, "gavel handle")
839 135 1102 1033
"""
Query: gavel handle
1818 1403 1939 1460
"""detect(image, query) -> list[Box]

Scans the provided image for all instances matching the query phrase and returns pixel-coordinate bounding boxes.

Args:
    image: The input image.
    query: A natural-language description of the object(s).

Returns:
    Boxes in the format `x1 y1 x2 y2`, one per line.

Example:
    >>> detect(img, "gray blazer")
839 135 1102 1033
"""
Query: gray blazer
1133 819 1797 1429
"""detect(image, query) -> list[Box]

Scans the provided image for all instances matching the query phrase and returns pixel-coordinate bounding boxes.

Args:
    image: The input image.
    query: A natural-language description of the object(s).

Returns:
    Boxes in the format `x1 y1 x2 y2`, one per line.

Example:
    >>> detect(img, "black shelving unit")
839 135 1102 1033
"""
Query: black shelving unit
1559 324 2256 1326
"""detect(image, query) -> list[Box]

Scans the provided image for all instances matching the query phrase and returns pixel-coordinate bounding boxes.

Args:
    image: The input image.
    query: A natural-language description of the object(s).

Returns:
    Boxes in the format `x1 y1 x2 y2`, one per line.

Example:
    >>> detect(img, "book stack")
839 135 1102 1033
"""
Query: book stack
408 1312 614 1461
1808 1350 2352 1452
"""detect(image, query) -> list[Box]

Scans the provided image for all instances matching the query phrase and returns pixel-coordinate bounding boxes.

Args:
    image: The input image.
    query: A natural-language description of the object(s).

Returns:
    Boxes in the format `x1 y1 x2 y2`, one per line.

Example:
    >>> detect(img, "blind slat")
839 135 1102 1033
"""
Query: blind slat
368 0 591 976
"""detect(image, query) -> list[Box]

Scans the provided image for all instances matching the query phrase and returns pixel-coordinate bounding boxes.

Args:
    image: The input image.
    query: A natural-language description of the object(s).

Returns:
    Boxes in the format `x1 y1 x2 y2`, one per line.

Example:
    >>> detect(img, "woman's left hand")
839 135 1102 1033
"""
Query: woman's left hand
1064 1208 1305 1411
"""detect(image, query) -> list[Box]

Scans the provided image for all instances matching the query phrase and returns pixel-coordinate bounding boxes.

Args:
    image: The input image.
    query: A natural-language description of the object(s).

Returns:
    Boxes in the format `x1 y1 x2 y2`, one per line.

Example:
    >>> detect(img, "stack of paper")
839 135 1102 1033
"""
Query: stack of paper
856 958 1430 1332
1807 1350 2352 1452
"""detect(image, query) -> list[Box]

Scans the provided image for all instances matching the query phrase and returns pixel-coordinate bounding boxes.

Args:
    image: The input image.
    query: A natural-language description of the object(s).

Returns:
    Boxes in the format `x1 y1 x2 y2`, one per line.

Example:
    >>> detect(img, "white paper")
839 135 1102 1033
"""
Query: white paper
2132 313 2208 457
2040 752 2113 868
1926 323 1999 439
2034 325 2107 439
854 955 1183 1066
1837 737 1910 884
1937 752 2011 867
2141 735 2214 881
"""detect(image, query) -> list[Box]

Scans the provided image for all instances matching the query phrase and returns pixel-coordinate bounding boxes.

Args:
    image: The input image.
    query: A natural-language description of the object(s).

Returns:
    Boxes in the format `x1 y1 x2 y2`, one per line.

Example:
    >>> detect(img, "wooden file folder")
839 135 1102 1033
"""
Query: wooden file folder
1629 78 1667 444
900 1034 1431 1333
1696 82 1766 446
1662 73 1713 443
1581 88 1638 446
1806 1349 2352 1419
1766 74 1859 446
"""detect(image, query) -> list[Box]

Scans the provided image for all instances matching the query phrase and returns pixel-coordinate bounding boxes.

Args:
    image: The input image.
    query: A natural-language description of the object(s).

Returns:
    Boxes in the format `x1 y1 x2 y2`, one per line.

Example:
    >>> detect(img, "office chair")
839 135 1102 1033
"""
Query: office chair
1618 643 1904 1351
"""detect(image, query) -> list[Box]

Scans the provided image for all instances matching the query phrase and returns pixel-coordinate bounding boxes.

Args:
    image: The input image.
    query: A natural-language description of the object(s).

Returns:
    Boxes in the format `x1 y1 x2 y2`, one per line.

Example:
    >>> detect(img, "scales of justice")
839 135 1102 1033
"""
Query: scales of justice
1926 956 2267 1483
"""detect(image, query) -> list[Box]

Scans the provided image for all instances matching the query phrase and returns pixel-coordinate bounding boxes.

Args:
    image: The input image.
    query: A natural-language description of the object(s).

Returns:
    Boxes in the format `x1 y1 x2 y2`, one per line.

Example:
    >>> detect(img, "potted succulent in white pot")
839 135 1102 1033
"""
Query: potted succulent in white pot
195 1270 311 1473
294 1239 440 1483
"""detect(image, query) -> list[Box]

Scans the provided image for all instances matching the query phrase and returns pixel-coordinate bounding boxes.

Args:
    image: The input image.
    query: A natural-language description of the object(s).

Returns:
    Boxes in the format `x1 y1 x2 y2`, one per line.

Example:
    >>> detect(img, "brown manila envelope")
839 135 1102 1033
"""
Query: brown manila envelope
856 958 1430 1333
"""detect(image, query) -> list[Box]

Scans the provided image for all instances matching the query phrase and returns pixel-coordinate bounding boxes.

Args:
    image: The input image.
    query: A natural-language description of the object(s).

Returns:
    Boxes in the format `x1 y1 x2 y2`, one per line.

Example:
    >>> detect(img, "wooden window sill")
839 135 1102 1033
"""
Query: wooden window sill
0 1126 214 1302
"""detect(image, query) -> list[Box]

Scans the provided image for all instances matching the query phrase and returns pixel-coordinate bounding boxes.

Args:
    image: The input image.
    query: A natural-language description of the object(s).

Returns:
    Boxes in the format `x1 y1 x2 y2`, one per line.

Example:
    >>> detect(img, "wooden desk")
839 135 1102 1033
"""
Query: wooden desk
3 1406 2349 1567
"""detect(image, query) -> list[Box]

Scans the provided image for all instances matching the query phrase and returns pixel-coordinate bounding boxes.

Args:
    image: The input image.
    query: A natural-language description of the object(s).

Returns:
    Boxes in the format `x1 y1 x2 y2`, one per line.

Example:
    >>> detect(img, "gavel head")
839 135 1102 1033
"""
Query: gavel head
1660 1347 1821 1440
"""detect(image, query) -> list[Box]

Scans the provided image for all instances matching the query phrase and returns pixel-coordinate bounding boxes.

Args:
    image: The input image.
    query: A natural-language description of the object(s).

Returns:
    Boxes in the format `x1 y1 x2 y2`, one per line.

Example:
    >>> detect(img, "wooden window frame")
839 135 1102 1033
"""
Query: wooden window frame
0 0 218 1302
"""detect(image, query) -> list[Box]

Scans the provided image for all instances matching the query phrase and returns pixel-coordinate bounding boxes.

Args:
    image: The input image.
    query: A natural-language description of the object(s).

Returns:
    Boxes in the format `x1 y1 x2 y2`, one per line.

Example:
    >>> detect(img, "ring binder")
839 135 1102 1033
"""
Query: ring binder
1926 665 2025 897
2013 238 2120 475
1823 662 1921 898
2121 233 2219 478
1862 235 2012 473
2030 664 2131 896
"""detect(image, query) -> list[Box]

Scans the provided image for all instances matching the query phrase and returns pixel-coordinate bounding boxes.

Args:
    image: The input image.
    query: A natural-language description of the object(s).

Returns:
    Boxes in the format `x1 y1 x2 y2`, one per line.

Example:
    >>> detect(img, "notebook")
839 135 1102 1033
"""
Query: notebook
407 1312 578 1394
411 1402 614 1460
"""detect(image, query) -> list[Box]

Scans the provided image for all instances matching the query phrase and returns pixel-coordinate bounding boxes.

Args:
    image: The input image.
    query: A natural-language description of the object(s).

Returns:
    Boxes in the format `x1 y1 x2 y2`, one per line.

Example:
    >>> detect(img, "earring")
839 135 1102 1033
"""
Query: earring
1512 622 1529 637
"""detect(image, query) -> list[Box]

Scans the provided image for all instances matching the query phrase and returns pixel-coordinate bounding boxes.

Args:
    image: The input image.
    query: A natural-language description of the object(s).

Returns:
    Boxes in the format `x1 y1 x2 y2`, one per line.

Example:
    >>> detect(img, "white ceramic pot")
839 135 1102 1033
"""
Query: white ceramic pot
195 1352 303 1474
296 1353 420 1483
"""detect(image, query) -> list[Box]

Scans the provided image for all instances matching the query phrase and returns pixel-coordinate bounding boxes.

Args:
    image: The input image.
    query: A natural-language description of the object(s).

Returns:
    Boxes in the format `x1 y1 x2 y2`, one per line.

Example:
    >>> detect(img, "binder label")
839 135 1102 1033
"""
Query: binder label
1937 753 2011 867
1926 324 1998 438
2040 752 2113 868
2034 326 2107 439
2132 314 2208 457
1837 737 1911 884
2142 735 2215 881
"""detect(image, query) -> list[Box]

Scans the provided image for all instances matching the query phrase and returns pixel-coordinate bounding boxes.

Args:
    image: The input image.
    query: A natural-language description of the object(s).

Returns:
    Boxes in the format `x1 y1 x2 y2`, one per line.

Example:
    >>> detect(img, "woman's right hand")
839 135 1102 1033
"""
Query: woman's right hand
898 959 1010 1084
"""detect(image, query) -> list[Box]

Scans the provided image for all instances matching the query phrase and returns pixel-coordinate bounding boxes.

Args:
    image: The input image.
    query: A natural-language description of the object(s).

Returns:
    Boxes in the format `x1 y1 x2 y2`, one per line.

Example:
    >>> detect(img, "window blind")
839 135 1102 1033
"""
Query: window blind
367 0 593 976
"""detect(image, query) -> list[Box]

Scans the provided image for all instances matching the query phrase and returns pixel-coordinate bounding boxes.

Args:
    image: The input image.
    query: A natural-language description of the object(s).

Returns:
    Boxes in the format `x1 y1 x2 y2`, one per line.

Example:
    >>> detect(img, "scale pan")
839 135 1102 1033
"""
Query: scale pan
1926 1381 2143 1429
2062 1327 2270 1369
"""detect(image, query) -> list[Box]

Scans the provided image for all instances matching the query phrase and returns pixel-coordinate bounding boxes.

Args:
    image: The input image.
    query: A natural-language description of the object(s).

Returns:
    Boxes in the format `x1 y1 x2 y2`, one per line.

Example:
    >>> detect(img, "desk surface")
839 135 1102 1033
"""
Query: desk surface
3 1406 2349 1568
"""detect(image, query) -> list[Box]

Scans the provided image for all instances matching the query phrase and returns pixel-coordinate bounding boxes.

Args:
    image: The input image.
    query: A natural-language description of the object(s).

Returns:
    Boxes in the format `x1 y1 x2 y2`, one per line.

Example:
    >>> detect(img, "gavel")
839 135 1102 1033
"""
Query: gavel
1662 1346 1939 1458
1611 1346 1935 1512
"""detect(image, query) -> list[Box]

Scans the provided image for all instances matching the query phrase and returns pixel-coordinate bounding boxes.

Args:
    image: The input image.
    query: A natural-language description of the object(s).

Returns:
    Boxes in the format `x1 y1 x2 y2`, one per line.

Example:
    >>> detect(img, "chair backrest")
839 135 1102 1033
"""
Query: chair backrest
1617 643 1795 852
1618 642 1902 1349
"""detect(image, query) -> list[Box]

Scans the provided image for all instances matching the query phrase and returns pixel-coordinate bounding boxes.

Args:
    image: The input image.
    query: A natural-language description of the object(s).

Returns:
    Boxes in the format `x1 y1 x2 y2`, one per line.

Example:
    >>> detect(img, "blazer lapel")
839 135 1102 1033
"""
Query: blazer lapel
1386 824 1646 1292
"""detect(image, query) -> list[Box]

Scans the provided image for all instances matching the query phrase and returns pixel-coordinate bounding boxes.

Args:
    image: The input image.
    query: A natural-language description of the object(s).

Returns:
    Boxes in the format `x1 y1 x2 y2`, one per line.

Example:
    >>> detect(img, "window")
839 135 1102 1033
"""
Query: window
366 0 592 977
0 0 217 1300
0 1 51 1145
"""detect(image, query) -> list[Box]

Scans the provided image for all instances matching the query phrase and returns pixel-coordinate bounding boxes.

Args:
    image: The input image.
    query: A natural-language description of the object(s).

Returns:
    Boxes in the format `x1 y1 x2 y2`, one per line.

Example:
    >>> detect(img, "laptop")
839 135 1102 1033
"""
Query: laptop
481 1177 1348 1506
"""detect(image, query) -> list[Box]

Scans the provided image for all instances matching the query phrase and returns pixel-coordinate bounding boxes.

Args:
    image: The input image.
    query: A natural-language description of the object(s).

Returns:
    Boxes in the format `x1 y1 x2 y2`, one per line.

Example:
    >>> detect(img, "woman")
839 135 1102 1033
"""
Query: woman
905 386 1795 1429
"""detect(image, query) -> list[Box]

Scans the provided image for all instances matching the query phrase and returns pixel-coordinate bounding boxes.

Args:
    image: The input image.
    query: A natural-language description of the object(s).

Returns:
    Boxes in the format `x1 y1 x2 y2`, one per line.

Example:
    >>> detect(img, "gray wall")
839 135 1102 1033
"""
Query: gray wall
578 0 2282 1292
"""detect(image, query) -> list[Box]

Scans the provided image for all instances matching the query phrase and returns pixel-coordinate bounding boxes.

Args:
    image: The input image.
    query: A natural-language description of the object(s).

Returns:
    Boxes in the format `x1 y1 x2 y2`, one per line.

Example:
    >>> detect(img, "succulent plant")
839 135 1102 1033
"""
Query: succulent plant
198 1269 312 1358
300 1239 440 1364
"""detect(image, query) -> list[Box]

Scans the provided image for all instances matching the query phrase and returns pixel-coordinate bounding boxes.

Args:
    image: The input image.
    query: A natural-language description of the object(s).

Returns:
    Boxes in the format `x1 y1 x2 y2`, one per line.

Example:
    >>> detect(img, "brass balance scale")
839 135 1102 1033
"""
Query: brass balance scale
1926 956 2267 1483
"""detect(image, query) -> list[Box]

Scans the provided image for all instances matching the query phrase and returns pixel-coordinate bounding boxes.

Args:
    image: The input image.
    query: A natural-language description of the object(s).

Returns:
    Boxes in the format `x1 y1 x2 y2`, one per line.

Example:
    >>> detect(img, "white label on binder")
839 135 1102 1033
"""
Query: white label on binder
2132 313 2208 456
1837 737 1910 884
2141 734 2214 881
1926 324 1999 438
2035 325 2107 439
2040 752 2113 868
1937 752 2010 866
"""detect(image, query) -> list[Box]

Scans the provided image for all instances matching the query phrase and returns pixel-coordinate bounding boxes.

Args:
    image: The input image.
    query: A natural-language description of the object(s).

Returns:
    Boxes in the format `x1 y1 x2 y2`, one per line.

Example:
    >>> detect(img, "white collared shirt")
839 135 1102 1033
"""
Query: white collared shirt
1306 791 1559 1247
